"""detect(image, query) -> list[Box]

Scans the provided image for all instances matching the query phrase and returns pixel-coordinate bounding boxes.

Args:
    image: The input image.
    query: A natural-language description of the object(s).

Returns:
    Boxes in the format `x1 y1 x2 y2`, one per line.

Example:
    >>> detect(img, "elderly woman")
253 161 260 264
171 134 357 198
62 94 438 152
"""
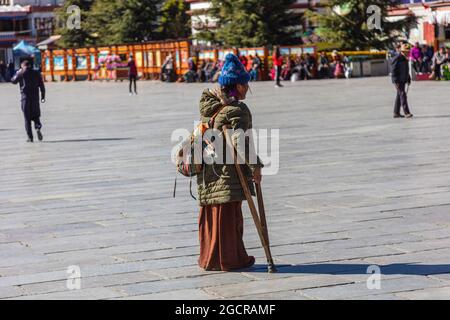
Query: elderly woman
196 53 263 271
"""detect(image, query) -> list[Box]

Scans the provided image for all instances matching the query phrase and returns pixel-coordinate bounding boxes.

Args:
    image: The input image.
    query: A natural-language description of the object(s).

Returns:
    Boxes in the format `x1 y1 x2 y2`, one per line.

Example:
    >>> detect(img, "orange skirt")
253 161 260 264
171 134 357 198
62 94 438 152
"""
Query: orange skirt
198 201 255 271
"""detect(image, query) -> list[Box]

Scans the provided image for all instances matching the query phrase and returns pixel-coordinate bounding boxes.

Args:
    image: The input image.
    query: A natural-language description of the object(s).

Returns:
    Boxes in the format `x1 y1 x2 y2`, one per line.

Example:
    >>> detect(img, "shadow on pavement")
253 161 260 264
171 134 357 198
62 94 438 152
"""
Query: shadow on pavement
43 138 134 143
415 115 450 119
242 263 450 276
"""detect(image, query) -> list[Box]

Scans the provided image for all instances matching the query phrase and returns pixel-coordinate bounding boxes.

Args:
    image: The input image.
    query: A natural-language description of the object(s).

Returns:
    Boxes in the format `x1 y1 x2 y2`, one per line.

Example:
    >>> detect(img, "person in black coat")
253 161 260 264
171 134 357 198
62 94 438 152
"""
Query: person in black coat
391 43 413 118
7 61 15 82
11 59 46 142
0 60 6 82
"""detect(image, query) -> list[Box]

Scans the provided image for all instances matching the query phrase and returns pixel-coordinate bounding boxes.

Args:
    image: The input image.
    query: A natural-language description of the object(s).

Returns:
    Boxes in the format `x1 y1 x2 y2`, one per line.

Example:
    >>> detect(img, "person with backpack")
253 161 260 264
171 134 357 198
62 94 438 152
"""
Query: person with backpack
195 53 264 271
11 58 46 142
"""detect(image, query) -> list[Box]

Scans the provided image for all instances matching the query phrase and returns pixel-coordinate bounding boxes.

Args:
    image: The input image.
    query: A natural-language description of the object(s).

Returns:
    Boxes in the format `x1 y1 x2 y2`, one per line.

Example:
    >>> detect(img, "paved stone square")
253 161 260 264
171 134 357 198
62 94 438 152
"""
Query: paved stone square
1 77 450 300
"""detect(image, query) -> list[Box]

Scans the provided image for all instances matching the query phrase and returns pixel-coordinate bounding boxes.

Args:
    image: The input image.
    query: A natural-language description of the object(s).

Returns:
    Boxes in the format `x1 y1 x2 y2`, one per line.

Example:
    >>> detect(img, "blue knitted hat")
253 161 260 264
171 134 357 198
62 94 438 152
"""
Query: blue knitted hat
218 53 250 86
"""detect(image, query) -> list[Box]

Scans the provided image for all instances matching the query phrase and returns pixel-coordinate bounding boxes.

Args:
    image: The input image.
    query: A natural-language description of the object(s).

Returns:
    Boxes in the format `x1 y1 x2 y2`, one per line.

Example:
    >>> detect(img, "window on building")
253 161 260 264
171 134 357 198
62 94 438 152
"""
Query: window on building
0 49 6 64
0 0 11 5
35 17 56 38
0 19 29 33
445 27 450 40
0 20 13 32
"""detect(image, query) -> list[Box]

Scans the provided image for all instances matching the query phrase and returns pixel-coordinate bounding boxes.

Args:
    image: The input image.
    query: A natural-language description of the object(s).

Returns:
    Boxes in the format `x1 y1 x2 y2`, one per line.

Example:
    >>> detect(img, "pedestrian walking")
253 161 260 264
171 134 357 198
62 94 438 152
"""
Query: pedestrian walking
273 46 283 87
391 43 413 119
196 53 264 271
11 59 46 142
128 55 138 95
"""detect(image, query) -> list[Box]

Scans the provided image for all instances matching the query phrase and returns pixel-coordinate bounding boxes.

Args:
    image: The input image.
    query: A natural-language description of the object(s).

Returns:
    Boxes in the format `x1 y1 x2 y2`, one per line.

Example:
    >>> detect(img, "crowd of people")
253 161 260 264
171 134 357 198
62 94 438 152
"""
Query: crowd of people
178 53 263 84
271 46 353 87
408 42 450 80
273 43 450 84
176 47 354 86
172 43 450 86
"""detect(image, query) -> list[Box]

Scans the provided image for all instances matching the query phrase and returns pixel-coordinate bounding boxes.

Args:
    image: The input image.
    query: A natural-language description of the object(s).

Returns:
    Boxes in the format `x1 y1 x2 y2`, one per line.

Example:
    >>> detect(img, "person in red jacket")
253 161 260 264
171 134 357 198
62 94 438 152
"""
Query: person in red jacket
128 55 138 95
273 46 284 87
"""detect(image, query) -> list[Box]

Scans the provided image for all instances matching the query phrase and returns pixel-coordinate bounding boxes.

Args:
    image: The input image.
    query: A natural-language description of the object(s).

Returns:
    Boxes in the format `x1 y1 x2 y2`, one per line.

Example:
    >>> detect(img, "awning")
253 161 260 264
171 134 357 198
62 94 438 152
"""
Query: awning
36 35 61 49
428 10 450 26
0 14 28 19
0 4 29 18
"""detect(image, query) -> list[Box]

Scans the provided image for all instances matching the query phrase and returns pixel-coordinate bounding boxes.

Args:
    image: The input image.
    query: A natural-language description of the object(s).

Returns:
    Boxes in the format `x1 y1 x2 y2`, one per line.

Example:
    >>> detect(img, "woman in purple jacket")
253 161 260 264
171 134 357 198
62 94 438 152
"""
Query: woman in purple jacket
409 42 423 73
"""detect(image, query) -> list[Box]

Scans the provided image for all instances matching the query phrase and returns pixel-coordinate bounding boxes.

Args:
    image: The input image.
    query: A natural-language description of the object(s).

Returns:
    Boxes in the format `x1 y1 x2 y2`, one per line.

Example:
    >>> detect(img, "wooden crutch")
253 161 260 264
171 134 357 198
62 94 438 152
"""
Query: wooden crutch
255 183 271 250
222 125 277 273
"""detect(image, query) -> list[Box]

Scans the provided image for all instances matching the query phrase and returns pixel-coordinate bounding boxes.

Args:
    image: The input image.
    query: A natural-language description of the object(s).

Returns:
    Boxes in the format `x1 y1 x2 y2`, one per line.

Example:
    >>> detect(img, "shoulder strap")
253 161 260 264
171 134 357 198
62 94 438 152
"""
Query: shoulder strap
208 104 227 129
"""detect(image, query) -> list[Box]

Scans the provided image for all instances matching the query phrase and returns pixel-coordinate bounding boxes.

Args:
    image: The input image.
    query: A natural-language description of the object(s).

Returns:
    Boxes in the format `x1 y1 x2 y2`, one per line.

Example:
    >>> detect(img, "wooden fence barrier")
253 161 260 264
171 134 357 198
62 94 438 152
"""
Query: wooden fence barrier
40 40 191 82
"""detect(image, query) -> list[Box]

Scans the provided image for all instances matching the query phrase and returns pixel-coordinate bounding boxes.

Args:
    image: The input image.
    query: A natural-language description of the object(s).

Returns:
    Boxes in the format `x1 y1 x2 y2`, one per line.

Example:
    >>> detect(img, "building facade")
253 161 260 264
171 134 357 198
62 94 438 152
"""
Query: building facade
187 0 450 49
391 0 450 48
0 0 63 63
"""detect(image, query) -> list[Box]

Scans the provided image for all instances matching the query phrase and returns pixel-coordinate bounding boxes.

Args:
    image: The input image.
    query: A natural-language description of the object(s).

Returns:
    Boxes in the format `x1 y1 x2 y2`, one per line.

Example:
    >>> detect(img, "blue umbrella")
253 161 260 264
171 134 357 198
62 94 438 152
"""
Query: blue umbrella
13 40 40 57
12 40 41 69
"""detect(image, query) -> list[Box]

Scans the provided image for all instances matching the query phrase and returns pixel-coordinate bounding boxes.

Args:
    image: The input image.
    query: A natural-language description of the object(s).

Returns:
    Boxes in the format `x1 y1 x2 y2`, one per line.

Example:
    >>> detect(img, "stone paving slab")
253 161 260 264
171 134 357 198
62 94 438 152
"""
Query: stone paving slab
1 78 450 299
230 290 312 300
204 274 353 298
117 288 218 300
18 271 162 297
300 276 446 300
113 273 254 297
8 287 123 300
395 286 450 300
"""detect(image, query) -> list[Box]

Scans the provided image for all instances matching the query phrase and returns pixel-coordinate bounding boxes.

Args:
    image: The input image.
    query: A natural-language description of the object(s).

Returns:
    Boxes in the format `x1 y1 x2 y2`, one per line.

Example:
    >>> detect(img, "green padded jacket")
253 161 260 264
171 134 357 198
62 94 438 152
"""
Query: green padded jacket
197 89 263 206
